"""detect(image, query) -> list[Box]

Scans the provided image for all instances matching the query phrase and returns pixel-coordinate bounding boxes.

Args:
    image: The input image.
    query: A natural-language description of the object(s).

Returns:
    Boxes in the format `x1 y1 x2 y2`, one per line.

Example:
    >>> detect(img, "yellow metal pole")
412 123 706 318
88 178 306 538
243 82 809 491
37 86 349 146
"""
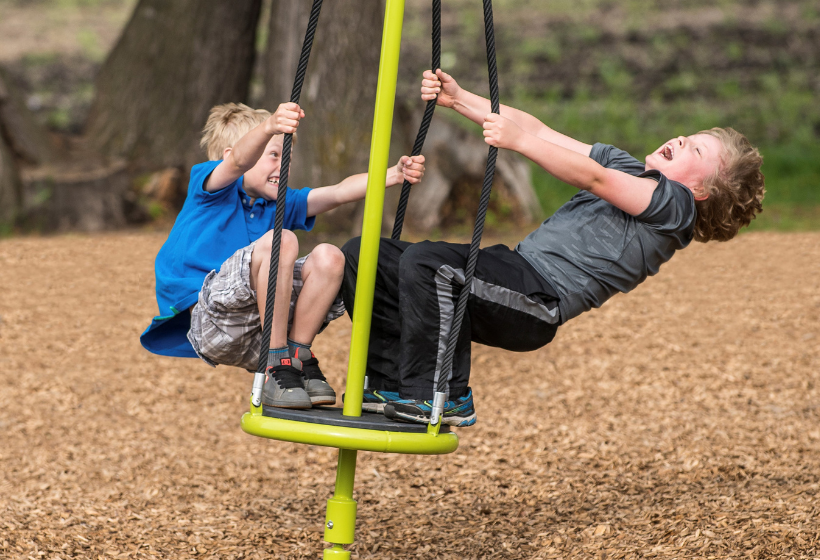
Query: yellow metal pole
342 0 406 418
324 1 405 558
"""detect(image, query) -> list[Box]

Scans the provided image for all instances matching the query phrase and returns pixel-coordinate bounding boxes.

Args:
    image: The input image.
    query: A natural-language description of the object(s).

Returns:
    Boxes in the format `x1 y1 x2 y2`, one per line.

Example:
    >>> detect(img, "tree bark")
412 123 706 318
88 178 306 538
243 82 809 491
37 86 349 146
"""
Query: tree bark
0 129 22 226
84 0 263 171
0 66 57 226
263 0 383 232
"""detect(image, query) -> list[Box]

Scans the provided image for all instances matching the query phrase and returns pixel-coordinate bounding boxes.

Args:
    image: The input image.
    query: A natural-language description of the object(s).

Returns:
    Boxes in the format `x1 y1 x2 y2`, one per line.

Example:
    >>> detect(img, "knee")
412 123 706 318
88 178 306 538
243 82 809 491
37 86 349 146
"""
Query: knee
254 229 299 265
280 230 299 264
399 241 433 277
310 243 345 278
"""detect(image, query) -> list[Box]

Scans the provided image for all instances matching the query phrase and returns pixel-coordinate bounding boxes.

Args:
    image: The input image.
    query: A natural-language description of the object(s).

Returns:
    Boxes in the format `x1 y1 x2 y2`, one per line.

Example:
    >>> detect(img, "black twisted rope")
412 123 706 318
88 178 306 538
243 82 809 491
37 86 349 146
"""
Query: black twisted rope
391 0 441 241
256 0 324 374
437 0 499 395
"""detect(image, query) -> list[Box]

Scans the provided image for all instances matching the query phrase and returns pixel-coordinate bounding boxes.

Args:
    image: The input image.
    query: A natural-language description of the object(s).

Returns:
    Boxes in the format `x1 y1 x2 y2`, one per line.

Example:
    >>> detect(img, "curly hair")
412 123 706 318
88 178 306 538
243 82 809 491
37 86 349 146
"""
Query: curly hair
692 127 765 242
200 103 272 161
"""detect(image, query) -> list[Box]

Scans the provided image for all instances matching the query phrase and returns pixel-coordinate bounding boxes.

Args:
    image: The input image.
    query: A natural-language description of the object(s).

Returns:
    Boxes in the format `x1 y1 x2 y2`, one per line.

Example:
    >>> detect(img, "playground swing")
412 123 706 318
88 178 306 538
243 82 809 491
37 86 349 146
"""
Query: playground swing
240 0 500 556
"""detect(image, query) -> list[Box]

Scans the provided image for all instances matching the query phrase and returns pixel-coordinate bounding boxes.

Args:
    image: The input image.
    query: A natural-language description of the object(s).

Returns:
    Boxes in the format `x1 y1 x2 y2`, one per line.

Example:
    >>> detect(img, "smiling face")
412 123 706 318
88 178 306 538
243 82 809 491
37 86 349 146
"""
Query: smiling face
242 134 288 200
645 133 724 199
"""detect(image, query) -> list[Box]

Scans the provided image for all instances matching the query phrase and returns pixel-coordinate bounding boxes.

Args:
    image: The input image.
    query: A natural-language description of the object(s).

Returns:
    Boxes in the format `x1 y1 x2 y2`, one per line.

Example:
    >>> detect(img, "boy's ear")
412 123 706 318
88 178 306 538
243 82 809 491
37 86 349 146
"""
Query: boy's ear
223 146 232 160
693 184 709 201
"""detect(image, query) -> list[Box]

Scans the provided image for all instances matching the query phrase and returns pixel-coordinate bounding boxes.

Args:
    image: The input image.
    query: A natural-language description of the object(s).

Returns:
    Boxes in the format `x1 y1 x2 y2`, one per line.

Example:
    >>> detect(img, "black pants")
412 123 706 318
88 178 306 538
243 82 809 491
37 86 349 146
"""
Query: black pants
340 238 561 400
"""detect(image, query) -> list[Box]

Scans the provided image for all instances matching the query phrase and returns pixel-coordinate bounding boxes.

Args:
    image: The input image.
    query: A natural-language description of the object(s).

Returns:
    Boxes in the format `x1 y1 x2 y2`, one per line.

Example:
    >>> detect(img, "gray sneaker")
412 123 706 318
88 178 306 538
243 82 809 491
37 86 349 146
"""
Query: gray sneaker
293 348 336 406
261 363 312 409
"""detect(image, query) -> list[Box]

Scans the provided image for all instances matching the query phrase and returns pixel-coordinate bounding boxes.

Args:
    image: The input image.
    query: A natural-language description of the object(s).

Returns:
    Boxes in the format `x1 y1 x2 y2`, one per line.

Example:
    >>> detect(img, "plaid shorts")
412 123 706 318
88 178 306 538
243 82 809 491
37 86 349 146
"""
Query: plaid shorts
187 241 346 371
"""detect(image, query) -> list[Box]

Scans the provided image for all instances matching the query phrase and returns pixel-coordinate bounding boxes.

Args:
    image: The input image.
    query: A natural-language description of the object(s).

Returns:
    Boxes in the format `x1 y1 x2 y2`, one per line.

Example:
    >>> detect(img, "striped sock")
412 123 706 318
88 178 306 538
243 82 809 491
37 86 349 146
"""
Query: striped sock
267 346 289 369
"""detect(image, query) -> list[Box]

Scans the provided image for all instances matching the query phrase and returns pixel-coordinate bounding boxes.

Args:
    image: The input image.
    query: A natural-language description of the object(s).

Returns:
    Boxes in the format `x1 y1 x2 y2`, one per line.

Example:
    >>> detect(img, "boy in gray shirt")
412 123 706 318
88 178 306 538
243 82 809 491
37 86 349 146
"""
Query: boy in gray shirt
339 69 765 427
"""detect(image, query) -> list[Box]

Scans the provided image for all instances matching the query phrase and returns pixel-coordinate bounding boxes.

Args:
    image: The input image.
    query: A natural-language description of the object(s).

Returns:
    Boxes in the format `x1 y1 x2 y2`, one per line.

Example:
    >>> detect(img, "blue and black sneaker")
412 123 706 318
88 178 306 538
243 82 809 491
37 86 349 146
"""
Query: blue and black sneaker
341 389 401 413
383 388 476 427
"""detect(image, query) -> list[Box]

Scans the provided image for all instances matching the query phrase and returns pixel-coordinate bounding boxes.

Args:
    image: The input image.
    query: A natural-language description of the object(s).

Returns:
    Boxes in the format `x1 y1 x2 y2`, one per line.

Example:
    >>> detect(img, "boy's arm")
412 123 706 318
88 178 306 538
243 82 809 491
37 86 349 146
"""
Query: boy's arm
421 69 592 156
305 155 425 217
203 103 304 193
483 113 656 216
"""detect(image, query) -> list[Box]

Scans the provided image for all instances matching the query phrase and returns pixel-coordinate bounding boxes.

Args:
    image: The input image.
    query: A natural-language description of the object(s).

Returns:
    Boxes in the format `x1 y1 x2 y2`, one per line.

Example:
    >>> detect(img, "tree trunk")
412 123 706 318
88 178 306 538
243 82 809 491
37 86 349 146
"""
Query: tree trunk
84 0 263 171
0 66 57 227
263 0 383 233
0 130 22 226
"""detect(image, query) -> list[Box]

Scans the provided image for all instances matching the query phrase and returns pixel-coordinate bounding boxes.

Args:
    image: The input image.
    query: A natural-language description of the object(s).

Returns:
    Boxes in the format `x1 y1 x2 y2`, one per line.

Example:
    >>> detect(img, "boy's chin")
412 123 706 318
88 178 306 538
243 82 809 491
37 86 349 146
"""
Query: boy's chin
644 154 664 171
245 185 274 201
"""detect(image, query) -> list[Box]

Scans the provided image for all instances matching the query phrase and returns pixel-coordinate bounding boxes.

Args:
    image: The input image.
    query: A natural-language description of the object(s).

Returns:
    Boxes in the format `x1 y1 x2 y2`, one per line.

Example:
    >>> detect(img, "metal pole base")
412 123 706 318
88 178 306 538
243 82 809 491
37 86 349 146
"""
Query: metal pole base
323 449 358 557
323 545 351 559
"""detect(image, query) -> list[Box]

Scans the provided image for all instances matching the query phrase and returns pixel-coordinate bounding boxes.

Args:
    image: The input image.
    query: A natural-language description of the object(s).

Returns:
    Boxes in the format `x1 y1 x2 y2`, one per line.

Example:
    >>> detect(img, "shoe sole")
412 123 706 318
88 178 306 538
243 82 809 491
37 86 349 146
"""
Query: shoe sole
389 409 477 427
310 396 337 406
362 402 386 413
262 402 312 409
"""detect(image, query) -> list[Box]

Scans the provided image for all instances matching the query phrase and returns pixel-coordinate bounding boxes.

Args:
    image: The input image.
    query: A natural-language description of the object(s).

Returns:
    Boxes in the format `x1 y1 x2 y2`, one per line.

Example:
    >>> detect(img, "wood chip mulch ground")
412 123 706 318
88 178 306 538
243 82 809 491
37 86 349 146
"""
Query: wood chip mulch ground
1 231 819 559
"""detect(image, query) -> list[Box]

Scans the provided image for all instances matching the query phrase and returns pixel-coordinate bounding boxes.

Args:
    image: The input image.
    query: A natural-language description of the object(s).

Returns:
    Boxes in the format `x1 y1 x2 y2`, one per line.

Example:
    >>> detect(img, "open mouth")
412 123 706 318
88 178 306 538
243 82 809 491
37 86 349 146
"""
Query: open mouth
661 145 674 161
268 178 280 185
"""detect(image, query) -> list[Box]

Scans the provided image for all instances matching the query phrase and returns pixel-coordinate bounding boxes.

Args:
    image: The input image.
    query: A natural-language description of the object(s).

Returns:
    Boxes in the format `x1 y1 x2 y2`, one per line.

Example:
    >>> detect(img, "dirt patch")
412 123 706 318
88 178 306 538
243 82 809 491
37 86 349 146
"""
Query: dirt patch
1 230 819 559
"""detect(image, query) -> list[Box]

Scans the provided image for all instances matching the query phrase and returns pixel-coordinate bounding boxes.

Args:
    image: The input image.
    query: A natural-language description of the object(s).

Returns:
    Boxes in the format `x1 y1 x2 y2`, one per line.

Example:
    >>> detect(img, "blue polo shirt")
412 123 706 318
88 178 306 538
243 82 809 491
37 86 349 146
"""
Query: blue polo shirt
140 160 314 358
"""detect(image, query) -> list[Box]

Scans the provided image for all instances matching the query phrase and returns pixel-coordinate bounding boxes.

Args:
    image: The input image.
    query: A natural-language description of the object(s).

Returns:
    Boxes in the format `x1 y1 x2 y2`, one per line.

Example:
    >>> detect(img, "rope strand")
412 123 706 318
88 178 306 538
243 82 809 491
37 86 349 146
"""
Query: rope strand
391 0 441 240
256 0 324 373
437 0 499 395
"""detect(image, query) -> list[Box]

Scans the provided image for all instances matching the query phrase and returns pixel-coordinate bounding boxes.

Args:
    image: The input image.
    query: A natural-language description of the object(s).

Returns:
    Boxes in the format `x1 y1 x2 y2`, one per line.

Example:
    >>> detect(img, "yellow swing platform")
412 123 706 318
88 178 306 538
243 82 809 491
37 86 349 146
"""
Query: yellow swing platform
240 0 461 556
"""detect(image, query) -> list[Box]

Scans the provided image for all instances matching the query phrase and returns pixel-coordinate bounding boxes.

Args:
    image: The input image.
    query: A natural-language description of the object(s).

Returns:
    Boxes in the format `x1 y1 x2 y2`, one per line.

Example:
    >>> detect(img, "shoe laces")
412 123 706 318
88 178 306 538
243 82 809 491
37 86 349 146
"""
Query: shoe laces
267 365 304 389
300 357 327 382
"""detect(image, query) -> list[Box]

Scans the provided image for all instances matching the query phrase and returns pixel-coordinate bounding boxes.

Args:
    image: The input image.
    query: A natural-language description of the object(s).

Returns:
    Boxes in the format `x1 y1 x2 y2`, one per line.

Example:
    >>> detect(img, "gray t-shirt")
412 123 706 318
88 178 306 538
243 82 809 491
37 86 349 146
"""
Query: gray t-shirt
515 143 695 323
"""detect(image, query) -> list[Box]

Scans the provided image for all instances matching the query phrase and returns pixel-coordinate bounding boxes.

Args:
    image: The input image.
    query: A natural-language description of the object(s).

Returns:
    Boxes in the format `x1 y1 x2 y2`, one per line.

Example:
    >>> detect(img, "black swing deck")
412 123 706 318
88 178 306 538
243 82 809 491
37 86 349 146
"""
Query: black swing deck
261 406 451 433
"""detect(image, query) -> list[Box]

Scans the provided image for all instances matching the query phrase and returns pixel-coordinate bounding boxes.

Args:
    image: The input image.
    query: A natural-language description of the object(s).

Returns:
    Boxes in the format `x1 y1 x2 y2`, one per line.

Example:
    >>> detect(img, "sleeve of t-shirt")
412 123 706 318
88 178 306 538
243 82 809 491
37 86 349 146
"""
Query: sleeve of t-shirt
189 160 239 203
282 187 315 231
635 170 696 235
589 143 646 175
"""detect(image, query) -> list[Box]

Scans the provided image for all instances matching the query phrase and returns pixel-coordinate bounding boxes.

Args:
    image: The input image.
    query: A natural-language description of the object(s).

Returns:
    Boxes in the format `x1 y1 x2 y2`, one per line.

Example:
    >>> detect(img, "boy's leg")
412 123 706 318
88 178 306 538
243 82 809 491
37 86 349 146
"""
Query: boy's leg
250 229 312 408
287 243 346 405
394 241 561 401
250 229 299 351
340 236 412 392
288 243 345 343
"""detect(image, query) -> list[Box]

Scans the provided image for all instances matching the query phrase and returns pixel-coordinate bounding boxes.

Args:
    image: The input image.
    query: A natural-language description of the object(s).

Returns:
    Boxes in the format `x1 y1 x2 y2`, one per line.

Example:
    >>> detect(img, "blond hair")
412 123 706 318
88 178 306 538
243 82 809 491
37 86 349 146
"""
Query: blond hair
692 127 765 242
200 103 271 161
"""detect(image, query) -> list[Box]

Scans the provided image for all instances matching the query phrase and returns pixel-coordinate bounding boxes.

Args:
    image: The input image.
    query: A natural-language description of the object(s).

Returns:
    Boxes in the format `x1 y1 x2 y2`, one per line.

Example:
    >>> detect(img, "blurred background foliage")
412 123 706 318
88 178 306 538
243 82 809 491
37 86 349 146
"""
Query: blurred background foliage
1 0 817 231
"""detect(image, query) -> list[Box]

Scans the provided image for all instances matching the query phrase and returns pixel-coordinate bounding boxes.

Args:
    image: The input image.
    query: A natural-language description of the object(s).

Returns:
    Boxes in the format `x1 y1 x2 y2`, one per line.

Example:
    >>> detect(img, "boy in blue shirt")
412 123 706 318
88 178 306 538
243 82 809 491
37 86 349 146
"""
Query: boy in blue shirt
141 102 425 409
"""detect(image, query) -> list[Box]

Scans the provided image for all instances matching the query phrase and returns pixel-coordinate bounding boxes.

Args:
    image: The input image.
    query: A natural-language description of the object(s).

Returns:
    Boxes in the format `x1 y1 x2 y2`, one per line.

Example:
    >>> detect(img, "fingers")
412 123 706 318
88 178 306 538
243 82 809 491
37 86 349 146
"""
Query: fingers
482 113 506 147
421 70 441 101
398 154 425 184
273 102 305 134
482 115 524 150
277 119 300 134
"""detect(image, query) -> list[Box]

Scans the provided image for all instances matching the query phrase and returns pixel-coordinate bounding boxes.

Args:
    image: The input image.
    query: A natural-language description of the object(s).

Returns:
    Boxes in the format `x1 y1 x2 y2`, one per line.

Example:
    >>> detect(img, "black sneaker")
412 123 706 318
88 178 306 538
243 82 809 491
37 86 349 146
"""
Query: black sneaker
293 348 336 406
383 388 476 427
261 360 312 409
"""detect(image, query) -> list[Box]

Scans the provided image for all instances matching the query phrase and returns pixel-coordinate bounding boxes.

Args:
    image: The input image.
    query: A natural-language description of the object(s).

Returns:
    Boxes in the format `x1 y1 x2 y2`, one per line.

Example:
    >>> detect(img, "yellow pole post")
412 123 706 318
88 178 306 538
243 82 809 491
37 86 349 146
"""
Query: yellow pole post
323 0 405 557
